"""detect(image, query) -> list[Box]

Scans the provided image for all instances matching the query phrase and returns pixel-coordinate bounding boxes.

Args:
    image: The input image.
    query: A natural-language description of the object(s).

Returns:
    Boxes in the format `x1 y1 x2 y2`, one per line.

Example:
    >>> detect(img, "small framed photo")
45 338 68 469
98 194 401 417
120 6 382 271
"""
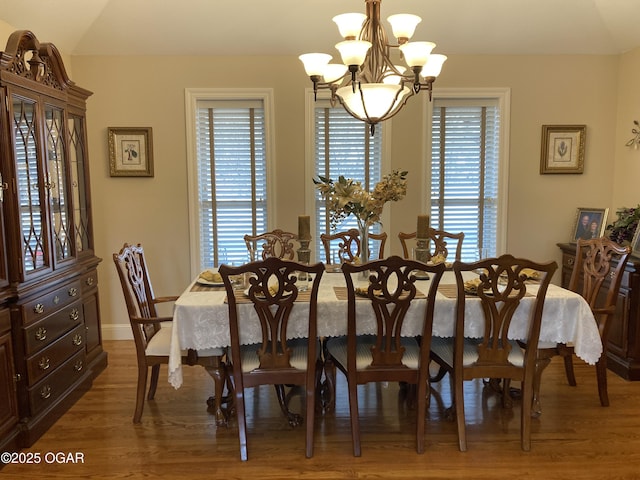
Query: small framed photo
631 226 640 255
540 125 586 174
572 207 609 242
108 127 154 177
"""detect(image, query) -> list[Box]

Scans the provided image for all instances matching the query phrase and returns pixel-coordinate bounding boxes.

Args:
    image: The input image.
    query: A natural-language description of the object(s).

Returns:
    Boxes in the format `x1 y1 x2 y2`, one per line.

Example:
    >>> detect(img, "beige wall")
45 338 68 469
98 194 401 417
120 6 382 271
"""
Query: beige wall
0 27 630 339
613 47 640 208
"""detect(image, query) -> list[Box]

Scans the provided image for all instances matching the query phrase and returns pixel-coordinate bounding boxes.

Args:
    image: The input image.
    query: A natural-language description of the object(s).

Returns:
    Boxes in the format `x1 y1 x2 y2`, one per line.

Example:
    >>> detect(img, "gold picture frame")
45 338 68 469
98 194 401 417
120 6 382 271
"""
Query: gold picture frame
108 127 154 177
540 124 586 174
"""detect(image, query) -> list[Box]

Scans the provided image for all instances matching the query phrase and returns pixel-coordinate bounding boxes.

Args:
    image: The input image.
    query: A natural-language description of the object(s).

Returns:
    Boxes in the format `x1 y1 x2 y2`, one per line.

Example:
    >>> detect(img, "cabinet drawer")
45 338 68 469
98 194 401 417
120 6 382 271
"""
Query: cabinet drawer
81 269 98 294
25 323 85 385
23 300 83 355
22 280 82 325
27 349 86 416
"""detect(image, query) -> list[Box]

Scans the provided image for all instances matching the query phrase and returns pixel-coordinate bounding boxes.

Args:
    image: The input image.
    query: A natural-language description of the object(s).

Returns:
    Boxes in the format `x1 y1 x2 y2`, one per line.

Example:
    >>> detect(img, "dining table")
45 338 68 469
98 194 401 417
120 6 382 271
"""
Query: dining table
168 267 602 393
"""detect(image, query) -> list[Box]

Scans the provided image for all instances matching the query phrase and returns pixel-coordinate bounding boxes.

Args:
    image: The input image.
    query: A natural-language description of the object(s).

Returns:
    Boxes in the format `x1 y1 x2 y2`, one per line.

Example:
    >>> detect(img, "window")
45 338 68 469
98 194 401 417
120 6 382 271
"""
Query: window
428 90 510 260
185 89 275 274
308 97 388 261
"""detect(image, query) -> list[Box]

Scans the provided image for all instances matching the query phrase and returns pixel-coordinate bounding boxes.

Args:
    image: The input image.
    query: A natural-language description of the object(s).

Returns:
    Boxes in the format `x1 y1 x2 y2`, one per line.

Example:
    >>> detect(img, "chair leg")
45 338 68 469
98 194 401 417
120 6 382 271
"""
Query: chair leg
234 388 249 461
347 375 362 457
520 378 533 451
532 349 554 417
454 377 467 451
596 355 610 407
133 365 149 423
416 376 429 454
306 361 321 458
147 364 160 400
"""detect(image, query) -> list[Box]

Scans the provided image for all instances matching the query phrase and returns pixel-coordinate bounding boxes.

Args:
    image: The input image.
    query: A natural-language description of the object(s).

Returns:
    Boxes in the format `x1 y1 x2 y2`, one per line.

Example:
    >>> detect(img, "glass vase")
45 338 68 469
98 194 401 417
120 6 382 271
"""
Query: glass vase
356 218 370 280
356 218 370 264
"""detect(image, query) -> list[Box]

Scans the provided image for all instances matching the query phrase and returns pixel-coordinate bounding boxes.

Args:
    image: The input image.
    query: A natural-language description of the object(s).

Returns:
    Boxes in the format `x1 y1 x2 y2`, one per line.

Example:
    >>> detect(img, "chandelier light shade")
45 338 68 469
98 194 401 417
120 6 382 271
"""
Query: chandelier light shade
299 0 447 134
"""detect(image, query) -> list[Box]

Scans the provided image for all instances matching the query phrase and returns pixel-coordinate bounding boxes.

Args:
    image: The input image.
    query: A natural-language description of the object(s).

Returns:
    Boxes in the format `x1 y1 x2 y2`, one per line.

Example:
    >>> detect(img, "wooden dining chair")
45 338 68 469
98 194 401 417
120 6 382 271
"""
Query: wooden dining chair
398 228 464 261
534 237 630 408
324 255 446 456
430 255 557 451
320 228 387 264
219 257 325 461
113 243 228 425
244 229 297 260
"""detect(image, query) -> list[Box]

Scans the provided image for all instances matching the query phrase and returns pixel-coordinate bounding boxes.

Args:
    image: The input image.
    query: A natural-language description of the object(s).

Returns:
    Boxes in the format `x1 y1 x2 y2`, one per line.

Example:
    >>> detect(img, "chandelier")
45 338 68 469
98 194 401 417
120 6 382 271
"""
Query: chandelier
299 0 446 135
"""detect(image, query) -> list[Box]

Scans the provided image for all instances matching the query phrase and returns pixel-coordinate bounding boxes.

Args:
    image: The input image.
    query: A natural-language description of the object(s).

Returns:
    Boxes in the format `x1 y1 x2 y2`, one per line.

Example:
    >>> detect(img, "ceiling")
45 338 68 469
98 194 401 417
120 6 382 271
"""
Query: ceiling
1 0 639 57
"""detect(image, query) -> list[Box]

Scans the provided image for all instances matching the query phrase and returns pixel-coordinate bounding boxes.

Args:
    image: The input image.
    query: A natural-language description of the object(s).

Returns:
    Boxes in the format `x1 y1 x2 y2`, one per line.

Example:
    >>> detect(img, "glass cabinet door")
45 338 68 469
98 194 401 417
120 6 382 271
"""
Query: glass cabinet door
44 104 74 265
0 171 8 289
12 94 50 275
68 114 91 254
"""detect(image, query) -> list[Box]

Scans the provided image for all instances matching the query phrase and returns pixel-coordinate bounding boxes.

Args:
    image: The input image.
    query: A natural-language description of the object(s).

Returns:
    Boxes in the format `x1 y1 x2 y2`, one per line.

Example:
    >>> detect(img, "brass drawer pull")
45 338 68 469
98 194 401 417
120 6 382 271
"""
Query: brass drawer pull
38 356 50 370
69 308 79 321
74 360 84 372
33 303 44 314
86 276 95 286
68 287 78 297
35 327 47 341
73 334 83 346
567 258 575 267
40 385 52 399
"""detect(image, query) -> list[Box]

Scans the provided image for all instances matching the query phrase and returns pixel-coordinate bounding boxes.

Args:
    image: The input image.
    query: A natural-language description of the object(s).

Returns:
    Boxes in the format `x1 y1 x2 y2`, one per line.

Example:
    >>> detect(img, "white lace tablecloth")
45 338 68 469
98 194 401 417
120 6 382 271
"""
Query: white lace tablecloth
168 271 601 388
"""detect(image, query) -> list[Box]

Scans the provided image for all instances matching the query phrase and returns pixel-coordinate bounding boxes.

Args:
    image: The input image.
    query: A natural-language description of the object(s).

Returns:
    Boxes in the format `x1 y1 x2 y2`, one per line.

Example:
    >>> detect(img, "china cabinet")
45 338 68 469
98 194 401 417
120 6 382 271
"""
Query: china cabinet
0 30 106 448
558 243 640 380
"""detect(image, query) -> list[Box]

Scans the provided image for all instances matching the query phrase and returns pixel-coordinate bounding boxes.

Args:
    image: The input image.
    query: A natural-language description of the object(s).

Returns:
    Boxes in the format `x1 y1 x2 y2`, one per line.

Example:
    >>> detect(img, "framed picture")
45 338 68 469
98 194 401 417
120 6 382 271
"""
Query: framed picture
540 124 586 174
572 207 609 242
108 127 154 177
631 226 640 255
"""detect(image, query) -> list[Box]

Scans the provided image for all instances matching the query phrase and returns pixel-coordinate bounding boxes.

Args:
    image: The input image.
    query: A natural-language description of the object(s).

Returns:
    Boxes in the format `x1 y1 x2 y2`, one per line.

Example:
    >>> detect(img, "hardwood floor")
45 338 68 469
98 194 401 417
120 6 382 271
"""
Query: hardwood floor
4 339 640 479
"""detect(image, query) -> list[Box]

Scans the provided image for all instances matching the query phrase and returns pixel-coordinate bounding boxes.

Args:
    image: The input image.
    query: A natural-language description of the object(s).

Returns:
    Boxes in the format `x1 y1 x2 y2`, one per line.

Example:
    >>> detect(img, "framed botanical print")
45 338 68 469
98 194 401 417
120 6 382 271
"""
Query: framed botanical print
540 124 586 174
108 127 154 177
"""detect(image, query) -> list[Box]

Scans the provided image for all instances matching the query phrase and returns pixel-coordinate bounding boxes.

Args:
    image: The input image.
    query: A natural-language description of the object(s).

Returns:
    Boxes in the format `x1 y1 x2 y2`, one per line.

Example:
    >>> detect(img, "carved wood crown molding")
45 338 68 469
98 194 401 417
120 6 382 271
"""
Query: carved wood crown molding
0 30 74 92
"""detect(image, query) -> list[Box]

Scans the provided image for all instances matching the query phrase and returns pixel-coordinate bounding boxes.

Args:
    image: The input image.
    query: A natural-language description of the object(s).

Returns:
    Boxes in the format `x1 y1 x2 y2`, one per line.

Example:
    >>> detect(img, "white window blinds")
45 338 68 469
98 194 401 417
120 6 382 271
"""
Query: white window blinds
313 104 383 261
196 100 267 267
430 99 500 260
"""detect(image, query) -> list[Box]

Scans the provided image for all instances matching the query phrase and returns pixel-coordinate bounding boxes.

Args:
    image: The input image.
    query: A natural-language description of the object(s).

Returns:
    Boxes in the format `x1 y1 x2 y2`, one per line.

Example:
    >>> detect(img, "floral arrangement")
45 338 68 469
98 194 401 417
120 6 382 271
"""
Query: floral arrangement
313 170 408 230
607 205 640 245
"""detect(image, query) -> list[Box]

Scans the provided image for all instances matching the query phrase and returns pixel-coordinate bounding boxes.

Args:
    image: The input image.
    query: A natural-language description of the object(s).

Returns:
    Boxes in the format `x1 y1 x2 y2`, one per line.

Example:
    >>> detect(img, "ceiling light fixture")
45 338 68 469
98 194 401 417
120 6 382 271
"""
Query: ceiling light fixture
299 0 447 135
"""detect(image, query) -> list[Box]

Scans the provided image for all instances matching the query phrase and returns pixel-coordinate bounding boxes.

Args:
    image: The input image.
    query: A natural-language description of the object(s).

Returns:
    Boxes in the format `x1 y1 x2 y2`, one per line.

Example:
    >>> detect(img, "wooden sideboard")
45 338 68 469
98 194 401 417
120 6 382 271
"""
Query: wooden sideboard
0 31 106 451
558 242 640 380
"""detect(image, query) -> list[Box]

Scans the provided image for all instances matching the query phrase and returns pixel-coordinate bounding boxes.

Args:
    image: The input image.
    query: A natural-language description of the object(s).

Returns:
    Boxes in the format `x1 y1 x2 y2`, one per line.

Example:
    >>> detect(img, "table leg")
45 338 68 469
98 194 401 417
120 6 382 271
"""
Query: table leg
205 360 231 427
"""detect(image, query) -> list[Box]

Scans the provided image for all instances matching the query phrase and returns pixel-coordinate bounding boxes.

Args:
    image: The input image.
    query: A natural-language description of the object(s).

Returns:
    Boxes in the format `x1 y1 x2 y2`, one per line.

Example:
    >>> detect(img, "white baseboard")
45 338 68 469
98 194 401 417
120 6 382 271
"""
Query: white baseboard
102 324 133 340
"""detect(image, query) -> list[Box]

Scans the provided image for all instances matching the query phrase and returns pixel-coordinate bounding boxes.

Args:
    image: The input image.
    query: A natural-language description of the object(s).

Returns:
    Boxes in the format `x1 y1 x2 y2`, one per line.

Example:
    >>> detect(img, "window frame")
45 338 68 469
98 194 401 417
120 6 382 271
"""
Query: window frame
185 88 276 276
424 87 511 257
303 89 392 262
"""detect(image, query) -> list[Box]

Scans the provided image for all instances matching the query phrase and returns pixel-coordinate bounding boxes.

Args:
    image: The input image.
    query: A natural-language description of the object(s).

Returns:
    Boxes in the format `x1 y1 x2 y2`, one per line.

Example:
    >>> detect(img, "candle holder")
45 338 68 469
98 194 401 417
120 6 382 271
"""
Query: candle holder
297 239 311 291
413 237 430 280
